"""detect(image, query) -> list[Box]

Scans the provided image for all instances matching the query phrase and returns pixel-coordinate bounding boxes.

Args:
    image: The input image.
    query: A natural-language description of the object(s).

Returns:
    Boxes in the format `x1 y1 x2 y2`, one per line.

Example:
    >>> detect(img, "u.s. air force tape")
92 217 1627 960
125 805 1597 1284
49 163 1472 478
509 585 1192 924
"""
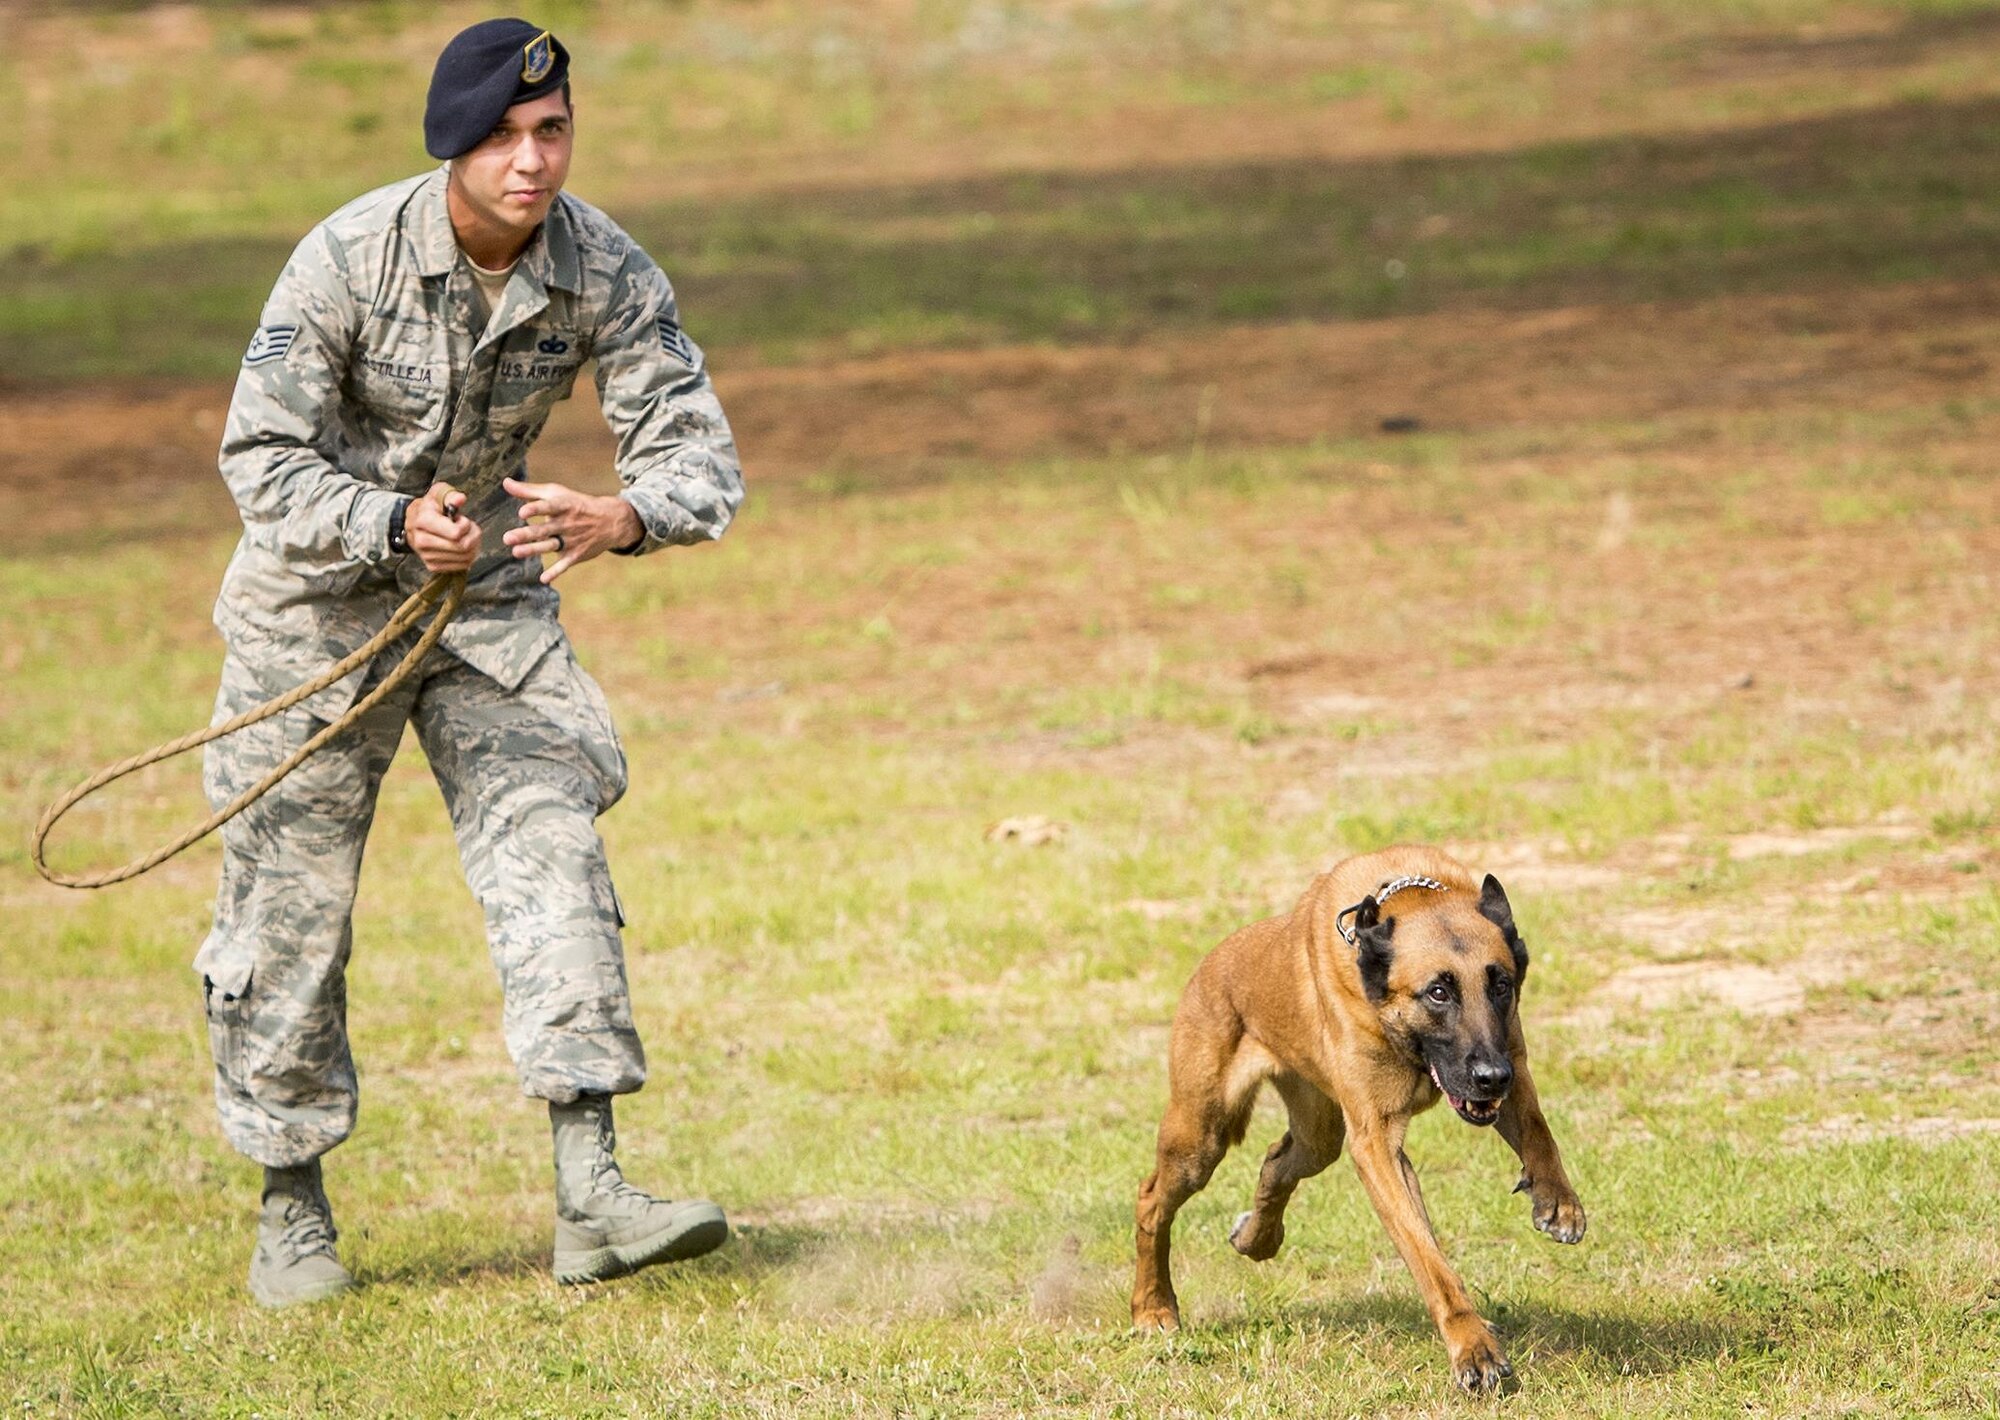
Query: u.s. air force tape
243 325 299 366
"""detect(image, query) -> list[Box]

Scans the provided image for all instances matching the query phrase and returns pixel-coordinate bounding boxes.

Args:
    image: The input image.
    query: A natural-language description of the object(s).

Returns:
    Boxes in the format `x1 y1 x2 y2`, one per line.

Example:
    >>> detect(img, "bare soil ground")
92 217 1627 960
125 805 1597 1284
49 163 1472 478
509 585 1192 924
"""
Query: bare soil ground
10 272 1998 525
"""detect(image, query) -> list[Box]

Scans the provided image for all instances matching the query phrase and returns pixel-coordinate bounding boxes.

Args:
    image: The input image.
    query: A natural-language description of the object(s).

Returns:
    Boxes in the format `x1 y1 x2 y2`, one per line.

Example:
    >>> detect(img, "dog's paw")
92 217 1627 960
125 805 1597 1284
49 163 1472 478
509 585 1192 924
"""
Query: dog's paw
1131 1300 1182 1333
1227 1210 1284 1261
1532 1188 1587 1245
1447 1326 1514 1396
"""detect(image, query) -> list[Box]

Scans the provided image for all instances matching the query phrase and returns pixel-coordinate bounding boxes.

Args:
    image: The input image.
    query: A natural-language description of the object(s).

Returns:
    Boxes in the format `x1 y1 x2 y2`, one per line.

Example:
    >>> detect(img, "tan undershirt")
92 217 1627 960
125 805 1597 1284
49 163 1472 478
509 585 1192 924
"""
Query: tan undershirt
462 253 518 329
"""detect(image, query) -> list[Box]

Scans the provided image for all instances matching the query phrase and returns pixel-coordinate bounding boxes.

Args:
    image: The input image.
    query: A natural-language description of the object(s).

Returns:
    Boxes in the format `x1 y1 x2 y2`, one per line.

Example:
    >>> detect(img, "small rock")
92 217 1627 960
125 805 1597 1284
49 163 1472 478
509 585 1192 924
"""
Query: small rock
986 815 1067 846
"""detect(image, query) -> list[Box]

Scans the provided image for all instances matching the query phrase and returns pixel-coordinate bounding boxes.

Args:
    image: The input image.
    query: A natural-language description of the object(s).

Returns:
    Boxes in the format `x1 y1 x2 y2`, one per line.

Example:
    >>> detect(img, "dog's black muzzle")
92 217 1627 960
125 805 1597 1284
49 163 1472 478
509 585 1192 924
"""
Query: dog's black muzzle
1428 1052 1512 1127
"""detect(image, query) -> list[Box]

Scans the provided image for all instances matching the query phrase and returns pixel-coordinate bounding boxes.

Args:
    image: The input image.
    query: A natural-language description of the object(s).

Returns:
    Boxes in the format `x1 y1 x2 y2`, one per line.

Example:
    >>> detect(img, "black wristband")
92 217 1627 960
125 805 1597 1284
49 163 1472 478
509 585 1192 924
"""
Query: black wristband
387 496 414 556
610 500 647 556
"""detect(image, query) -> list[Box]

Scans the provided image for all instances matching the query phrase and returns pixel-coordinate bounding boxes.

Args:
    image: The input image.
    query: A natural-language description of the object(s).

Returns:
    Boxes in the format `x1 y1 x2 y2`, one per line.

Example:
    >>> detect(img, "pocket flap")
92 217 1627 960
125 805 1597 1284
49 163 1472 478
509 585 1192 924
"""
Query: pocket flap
439 617 562 693
193 927 255 1001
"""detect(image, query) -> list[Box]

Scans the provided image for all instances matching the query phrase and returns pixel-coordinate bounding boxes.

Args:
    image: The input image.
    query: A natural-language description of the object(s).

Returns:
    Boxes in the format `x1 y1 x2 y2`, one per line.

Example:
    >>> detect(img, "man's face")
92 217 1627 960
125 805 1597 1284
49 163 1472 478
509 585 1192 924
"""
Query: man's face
448 90 573 239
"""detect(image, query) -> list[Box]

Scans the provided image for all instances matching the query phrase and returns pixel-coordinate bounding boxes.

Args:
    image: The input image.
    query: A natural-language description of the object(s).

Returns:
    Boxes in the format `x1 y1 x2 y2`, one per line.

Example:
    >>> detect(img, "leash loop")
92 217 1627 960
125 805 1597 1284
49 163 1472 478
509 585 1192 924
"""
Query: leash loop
31 572 466 890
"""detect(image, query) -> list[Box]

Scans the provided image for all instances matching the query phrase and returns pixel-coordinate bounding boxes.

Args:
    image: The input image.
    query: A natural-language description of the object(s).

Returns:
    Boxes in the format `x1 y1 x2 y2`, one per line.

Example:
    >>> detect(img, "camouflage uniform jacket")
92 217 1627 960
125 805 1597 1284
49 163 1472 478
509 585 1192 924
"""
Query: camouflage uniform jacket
215 167 743 710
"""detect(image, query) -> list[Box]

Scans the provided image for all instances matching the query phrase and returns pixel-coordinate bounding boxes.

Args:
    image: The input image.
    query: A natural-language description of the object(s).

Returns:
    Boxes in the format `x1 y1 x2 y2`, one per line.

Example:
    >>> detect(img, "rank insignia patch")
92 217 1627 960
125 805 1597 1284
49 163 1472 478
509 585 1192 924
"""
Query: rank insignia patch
522 31 555 84
243 325 298 366
657 317 697 367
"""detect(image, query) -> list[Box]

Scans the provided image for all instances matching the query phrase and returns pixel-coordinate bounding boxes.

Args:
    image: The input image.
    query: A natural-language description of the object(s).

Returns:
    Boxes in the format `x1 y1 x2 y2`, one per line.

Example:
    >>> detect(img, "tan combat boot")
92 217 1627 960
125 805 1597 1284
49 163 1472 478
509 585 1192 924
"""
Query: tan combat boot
247 1160 354 1308
550 1094 728 1284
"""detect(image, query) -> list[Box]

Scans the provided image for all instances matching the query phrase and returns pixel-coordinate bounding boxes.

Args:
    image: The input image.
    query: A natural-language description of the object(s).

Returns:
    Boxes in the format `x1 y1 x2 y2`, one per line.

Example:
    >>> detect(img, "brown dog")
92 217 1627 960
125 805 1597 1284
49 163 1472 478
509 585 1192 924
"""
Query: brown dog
1131 845 1585 1393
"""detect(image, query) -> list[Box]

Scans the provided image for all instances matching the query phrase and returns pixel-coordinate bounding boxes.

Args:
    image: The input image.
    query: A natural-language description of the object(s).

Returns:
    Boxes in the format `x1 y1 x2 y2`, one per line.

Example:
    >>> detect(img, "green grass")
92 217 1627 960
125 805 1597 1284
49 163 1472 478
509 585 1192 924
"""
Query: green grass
11 0 2000 377
11 91 2000 379
9 0 2000 1413
8 401 2000 1414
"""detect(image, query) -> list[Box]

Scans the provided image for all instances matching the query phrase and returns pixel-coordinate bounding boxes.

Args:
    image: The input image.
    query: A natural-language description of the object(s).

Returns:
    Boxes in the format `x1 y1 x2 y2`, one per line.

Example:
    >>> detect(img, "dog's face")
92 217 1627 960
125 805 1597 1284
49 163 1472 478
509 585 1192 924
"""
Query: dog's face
1349 875 1529 1127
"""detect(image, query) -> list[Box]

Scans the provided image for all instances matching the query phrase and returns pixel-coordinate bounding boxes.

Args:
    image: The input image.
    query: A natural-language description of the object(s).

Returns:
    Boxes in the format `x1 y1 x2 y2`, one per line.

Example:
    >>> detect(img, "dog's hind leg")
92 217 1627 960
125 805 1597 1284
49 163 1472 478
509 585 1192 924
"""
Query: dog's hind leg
1229 1073 1344 1262
1132 1039 1264 1330
1131 1099 1236 1330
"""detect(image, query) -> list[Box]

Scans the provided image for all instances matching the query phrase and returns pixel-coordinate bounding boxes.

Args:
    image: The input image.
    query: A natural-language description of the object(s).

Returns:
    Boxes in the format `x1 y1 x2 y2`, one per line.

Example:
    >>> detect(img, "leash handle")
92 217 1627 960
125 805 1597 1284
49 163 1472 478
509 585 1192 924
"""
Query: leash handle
30 573 466 890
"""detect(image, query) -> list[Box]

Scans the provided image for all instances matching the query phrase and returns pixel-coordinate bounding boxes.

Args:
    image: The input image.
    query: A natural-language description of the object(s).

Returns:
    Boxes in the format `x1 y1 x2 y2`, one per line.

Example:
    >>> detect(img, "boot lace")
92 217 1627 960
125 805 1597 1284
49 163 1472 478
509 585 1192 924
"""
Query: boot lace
590 1107 666 1207
586 1153 673 1212
557 1099 675 1218
276 1194 338 1258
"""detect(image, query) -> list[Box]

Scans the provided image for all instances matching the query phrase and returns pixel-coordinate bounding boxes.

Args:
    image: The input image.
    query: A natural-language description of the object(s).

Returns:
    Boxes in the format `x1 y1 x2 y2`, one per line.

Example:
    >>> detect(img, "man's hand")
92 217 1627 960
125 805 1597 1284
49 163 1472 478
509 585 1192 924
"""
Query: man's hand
502 477 645 584
407 484 482 574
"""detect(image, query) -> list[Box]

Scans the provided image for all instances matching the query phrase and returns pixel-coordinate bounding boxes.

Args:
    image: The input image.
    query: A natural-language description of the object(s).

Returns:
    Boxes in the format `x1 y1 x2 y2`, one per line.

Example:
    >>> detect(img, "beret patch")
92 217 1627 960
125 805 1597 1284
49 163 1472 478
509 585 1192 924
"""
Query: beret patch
425 17 571 160
522 31 555 84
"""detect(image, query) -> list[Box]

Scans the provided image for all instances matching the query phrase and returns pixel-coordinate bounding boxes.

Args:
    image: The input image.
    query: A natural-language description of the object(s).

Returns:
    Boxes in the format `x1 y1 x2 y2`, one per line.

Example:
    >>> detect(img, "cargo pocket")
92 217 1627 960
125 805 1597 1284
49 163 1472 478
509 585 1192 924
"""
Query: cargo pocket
516 640 629 815
205 975 250 1067
199 931 255 1087
564 656 628 813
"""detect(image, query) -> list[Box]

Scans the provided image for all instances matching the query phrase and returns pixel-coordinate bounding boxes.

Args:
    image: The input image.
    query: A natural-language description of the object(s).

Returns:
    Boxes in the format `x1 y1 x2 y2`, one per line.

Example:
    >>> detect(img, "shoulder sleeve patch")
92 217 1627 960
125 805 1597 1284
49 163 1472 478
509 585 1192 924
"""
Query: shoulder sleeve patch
243 324 299 367
656 317 697 368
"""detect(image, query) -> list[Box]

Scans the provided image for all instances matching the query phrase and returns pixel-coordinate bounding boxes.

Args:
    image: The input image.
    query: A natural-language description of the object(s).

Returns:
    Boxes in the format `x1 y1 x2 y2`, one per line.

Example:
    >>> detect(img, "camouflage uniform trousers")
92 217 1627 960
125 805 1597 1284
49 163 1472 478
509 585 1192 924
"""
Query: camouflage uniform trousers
194 632 643 1169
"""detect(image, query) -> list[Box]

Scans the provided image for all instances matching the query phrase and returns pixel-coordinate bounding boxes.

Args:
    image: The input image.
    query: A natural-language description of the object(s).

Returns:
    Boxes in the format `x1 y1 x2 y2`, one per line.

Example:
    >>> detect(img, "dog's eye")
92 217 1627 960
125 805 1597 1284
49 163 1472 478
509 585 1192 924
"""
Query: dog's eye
1425 981 1453 1005
1492 977 1513 999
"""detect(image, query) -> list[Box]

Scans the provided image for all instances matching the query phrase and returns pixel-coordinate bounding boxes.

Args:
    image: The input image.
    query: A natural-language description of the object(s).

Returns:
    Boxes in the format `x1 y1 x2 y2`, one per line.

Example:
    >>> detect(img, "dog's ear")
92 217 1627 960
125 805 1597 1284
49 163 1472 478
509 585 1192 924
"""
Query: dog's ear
1479 873 1529 979
1477 874 1515 934
1351 898 1396 1003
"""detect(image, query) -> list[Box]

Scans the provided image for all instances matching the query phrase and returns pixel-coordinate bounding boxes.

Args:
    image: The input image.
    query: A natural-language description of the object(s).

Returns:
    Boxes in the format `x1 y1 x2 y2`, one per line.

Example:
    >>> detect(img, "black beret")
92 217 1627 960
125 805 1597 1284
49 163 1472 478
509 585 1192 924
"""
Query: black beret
424 18 570 160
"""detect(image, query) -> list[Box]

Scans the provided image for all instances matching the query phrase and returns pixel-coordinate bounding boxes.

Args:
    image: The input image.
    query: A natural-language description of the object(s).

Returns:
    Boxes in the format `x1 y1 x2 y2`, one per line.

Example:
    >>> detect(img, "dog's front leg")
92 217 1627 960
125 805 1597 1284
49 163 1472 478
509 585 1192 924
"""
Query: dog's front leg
1495 1058 1585 1244
1348 1116 1511 1394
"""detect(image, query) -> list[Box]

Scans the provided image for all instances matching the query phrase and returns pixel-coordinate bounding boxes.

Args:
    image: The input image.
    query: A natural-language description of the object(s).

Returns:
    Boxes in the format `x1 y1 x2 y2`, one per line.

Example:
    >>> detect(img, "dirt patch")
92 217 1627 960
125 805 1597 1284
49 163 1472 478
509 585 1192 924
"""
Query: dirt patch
1723 824 1922 861
1799 983 2000 1054
1446 840 1630 894
1826 856 1998 903
1292 692 1393 719
1784 1115 2000 1148
13 276 2000 540
1589 960 1810 1019
1604 907 1756 957
704 277 2000 481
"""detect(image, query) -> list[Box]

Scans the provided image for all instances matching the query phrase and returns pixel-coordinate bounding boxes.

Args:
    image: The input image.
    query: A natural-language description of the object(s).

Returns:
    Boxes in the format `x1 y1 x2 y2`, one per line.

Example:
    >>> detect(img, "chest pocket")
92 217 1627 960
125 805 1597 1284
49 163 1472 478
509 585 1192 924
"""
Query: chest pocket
491 329 586 432
350 353 448 432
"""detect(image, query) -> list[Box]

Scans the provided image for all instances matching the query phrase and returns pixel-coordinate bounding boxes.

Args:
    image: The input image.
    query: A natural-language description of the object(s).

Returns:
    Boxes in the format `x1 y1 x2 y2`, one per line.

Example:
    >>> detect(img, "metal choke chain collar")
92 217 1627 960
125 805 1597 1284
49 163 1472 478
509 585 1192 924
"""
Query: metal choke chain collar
1335 874 1448 946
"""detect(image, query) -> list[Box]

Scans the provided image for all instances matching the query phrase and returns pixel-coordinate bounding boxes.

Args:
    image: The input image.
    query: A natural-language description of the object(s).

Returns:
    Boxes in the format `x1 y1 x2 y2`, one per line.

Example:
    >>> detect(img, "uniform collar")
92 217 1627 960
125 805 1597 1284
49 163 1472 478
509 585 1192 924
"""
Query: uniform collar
411 165 580 294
